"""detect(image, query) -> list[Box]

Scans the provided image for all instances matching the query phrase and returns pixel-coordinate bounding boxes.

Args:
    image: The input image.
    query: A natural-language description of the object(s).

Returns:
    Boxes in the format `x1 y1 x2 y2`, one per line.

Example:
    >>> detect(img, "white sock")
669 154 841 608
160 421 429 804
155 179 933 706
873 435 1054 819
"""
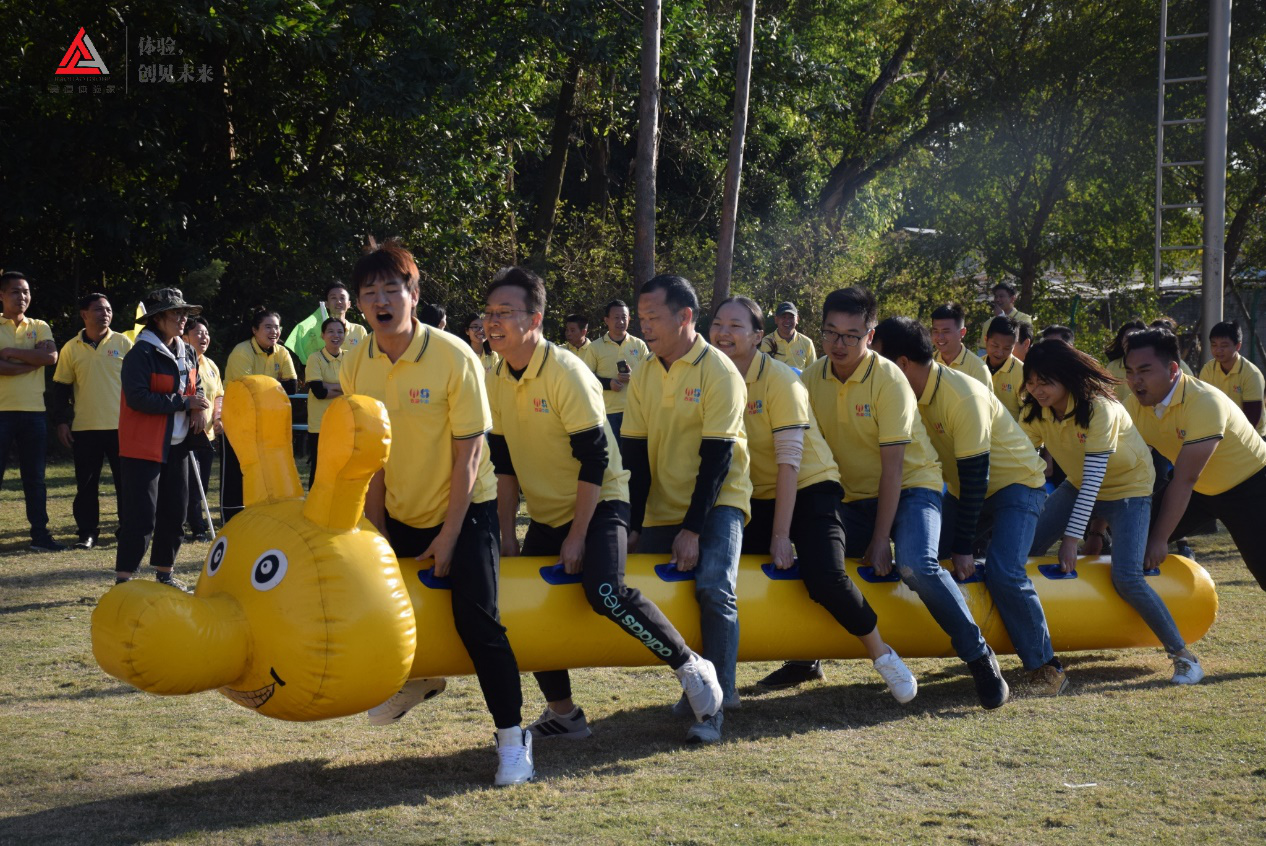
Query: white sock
550 705 579 719
496 726 524 747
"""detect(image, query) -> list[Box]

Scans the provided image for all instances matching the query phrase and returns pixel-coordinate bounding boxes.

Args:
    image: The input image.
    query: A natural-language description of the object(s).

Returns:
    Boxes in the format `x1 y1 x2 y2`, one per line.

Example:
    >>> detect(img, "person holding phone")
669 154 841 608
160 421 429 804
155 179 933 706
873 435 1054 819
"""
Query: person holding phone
589 299 649 447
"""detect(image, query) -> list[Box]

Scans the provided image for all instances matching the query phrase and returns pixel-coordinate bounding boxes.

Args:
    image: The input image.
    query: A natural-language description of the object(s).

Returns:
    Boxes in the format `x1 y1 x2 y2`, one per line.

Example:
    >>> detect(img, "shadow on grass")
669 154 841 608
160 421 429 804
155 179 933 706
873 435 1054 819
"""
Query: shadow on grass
0 567 109 589
0 683 141 704
0 596 97 616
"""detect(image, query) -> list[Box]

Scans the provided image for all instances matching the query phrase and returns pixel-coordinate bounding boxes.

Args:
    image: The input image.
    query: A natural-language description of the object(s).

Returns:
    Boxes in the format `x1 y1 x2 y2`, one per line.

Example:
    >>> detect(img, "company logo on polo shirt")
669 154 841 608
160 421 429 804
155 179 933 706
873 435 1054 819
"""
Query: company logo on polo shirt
532 397 550 413
1076 432 1086 444
1001 383 1013 392
854 403 872 418
746 399 763 415
1233 385 1243 394
26 331 37 340
107 349 121 358
1176 427 1186 439
932 421 946 435
683 387 701 403
409 388 430 404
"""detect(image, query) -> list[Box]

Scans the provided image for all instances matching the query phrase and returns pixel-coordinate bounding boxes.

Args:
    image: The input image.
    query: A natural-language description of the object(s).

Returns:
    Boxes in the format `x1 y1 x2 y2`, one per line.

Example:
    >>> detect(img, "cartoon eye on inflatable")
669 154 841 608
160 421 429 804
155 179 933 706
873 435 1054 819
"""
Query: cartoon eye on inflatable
206 536 229 577
251 550 288 591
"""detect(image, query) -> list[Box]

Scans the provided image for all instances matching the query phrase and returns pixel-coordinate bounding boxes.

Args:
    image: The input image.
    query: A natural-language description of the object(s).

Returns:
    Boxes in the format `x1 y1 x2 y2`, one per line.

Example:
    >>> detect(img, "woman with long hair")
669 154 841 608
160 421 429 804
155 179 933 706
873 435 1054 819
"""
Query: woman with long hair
1103 320 1146 402
1020 341 1202 684
462 312 500 375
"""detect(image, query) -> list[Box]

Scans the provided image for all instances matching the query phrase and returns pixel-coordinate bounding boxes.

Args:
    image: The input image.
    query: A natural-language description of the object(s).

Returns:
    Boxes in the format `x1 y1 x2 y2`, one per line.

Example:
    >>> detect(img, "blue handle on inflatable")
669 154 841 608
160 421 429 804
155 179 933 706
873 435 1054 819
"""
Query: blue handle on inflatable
539 563 583 585
1038 564 1078 580
418 568 452 590
956 563 986 585
761 561 802 580
1144 567 1161 578
856 565 902 584
655 562 696 582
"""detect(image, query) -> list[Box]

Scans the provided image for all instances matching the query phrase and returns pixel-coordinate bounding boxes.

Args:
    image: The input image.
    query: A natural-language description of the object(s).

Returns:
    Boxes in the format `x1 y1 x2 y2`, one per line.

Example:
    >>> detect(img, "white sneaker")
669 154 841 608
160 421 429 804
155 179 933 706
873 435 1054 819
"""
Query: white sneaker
527 706 592 740
675 653 723 721
366 677 447 726
494 727 535 786
873 648 918 704
1171 653 1204 685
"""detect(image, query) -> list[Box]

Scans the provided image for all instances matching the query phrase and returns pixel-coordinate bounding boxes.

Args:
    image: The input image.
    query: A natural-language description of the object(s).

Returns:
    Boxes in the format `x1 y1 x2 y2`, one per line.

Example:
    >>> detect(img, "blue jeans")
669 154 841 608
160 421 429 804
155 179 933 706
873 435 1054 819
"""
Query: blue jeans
942 484 1054 670
842 488 989 663
638 505 744 701
0 411 50 540
1030 481 1185 654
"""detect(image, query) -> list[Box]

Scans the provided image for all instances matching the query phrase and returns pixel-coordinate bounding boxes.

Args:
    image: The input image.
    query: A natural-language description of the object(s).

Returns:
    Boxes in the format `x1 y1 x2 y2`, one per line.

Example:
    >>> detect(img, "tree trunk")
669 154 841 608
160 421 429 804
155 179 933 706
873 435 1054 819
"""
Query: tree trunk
529 58 582 269
633 0 662 293
712 0 757 309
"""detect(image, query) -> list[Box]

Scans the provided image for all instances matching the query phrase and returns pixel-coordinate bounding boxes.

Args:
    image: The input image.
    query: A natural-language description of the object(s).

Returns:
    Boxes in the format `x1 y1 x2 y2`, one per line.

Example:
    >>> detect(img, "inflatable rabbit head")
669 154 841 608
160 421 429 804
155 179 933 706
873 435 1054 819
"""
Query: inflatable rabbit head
92 376 417 721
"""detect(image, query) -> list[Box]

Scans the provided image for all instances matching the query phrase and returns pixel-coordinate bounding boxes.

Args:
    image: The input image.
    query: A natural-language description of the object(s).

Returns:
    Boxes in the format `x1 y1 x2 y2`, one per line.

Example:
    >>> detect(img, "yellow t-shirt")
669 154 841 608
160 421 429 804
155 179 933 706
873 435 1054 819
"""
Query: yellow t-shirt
340 321 497 529
488 339 629 527
801 351 943 502
1020 395 1153 500
760 330 817 371
225 338 298 384
988 354 1025 420
936 343 991 388
977 308 1033 352
0 315 54 412
1126 373 1266 496
52 329 132 430
621 334 752 526
741 353 839 500
917 364 1045 499
1199 356 1266 436
589 332 651 415
1105 357 1131 403
197 355 224 437
304 347 344 434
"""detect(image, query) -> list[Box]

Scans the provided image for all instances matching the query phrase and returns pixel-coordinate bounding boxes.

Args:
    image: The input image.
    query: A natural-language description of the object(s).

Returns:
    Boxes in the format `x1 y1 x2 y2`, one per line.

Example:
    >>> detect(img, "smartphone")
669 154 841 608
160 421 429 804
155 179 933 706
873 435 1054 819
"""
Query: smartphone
616 360 630 375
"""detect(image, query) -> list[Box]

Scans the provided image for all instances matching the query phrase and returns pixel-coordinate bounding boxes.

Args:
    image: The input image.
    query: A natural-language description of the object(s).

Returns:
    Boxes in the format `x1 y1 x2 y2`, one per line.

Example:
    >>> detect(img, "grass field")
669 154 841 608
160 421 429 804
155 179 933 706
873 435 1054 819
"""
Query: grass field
2 458 1265 845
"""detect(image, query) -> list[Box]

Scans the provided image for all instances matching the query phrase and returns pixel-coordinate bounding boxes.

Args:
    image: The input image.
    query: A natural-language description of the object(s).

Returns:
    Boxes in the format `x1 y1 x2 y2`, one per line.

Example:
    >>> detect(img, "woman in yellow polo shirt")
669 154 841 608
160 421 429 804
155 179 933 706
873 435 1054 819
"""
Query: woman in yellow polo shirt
304 317 345 487
1020 341 1202 684
461 312 500 376
709 297 917 703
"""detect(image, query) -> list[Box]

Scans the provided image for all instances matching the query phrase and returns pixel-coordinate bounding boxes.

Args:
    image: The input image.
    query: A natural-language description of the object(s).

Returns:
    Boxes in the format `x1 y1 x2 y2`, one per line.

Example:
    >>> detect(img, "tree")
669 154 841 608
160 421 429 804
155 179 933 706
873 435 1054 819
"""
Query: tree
712 0 756 306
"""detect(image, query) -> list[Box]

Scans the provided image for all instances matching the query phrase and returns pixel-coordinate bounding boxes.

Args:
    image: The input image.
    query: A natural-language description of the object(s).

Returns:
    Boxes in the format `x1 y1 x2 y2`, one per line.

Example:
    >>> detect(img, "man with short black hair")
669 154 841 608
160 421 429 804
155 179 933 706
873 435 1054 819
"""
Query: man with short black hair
563 313 594 364
931 301 991 387
1014 320 1034 361
623 273 751 744
977 282 1032 353
760 301 816 370
324 281 369 350
589 299 650 443
0 271 65 551
1200 320 1264 435
982 315 1024 420
1124 328 1266 591
50 293 132 549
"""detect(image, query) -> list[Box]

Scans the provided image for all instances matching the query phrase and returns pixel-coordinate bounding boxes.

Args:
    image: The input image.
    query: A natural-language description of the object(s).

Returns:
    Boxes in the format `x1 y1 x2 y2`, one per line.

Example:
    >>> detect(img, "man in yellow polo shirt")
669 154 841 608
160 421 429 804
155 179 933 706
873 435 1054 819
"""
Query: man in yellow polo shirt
0 271 65 551
323 282 369 350
1200 320 1264 436
976 282 1033 354
588 299 650 442
622 274 751 744
760 301 816 370
340 240 532 787
983 316 1025 419
483 267 722 743
874 316 1068 695
50 293 132 549
562 313 595 365
1124 328 1266 591
802 287 1007 709
931 302 991 387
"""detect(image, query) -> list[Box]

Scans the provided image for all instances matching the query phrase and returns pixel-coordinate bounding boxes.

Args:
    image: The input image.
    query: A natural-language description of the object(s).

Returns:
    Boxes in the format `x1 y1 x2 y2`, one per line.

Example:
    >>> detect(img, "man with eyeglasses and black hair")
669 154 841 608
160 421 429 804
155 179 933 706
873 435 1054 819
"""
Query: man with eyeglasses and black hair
772 287 1008 709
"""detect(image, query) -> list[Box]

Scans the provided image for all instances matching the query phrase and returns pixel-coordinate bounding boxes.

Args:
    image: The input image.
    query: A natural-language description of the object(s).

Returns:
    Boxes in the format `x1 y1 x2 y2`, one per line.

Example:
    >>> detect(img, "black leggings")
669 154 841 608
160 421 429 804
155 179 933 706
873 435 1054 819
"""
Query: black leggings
116 441 190 574
743 481 878 638
387 500 523 729
525 499 691 703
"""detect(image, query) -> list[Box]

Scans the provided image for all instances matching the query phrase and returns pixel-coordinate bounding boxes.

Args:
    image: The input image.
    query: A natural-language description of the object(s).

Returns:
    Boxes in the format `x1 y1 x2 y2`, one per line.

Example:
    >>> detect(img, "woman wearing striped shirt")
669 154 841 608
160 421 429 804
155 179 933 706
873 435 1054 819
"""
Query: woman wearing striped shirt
1020 341 1201 683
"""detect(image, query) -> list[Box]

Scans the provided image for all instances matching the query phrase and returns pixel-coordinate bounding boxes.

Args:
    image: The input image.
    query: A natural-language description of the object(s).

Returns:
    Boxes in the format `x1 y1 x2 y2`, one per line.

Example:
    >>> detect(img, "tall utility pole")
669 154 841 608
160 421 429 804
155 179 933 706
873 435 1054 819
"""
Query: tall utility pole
712 0 757 308
1201 0 1232 362
633 0 662 293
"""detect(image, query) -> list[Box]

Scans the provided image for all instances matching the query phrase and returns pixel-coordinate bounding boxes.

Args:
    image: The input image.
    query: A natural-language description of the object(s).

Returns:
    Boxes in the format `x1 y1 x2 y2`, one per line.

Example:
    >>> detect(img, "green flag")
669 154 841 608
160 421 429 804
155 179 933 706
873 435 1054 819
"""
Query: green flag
283 302 328 363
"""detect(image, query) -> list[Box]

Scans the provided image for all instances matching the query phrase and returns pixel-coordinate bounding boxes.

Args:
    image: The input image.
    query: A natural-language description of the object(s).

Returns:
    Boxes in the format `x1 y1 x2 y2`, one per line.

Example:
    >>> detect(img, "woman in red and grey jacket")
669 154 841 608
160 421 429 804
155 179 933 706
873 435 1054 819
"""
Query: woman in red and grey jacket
114 288 210 590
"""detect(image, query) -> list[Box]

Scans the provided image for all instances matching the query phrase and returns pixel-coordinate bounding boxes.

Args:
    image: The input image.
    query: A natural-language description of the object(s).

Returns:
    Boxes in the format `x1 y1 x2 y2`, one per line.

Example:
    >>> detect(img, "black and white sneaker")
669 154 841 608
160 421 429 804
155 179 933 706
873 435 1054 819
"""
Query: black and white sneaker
527 706 592 740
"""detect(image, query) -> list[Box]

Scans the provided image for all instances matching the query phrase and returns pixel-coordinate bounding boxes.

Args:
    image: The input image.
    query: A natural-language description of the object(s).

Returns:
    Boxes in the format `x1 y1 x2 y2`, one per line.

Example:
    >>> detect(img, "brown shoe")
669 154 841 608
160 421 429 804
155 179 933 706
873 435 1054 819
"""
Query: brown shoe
1028 664 1070 696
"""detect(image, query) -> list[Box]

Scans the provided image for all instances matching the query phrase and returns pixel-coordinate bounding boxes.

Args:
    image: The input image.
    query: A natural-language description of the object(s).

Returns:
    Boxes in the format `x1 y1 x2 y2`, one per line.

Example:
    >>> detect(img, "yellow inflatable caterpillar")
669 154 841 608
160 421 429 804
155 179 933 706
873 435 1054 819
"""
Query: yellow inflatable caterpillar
91 376 1219 722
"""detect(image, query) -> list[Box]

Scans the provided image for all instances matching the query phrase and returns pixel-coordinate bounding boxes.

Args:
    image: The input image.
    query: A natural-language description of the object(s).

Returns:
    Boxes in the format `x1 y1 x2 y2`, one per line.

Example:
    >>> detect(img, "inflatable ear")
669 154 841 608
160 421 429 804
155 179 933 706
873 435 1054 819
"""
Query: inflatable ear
303 395 391 531
223 376 303 507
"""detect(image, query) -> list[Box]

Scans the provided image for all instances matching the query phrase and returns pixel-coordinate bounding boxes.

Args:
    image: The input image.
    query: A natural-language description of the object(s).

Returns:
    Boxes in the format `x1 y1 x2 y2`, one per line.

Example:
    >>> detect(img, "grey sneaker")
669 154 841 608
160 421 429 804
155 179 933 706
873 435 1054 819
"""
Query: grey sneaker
156 574 192 593
1171 653 1204 685
367 677 448 726
527 706 592 740
685 710 724 745
674 653 723 721
672 689 739 717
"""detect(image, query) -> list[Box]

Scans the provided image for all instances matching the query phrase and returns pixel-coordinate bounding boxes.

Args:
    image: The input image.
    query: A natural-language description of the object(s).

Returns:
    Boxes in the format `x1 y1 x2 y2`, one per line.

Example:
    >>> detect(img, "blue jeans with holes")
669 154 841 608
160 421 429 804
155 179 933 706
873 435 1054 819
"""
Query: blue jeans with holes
1030 481 1185 654
841 487 989 663
942 483 1054 670
638 505 744 702
0 411 51 541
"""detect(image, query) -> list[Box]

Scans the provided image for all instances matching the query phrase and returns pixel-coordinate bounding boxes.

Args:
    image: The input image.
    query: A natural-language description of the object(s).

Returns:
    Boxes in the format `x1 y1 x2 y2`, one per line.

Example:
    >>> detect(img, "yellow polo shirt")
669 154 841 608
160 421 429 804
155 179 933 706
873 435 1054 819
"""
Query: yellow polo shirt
342 321 368 351
741 353 839 500
52 329 132 430
760 330 817 371
988 354 1025 419
1020 396 1153 500
488 339 628 527
590 332 651 415
198 354 224 437
621 334 751 526
1105 357 1132 402
977 308 1032 351
225 338 298 384
1199 356 1266 436
304 347 344 434
340 321 496 529
917 364 1045 499
936 343 991 388
802 351 943 502
0 315 54 412
1126 373 1266 496
564 339 592 360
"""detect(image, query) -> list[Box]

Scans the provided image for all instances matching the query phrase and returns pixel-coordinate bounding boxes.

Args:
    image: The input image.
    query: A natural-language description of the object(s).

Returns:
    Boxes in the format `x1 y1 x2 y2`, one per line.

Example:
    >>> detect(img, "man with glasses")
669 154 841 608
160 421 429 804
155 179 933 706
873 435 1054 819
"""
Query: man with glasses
766 287 1008 709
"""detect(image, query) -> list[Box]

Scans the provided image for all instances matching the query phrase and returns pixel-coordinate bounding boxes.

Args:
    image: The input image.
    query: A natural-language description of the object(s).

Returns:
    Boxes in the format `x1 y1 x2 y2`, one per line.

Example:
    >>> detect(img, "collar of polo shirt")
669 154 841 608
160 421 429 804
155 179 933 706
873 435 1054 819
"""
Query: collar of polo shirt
918 364 944 406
